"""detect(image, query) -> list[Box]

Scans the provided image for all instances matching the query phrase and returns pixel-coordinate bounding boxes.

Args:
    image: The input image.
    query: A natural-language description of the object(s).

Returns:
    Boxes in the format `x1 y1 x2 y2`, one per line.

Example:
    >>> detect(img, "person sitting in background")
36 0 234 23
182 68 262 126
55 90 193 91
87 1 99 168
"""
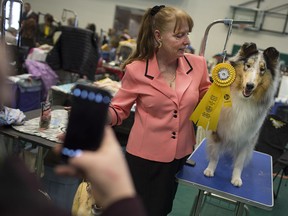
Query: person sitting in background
37 13 58 46
106 28 117 46
108 39 120 62
101 33 120 62
102 35 109 46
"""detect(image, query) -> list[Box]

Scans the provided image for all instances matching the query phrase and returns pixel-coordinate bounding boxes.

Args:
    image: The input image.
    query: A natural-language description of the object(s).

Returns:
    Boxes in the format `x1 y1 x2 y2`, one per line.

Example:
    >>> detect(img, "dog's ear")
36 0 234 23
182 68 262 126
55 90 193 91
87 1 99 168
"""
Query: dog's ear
239 42 258 58
264 47 279 72
264 47 279 62
228 42 258 65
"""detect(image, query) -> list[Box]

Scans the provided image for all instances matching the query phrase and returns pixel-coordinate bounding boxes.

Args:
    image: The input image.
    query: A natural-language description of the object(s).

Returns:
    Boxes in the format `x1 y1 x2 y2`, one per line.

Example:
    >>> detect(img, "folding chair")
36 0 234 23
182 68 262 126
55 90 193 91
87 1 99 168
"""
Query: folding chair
273 151 288 198
255 114 288 198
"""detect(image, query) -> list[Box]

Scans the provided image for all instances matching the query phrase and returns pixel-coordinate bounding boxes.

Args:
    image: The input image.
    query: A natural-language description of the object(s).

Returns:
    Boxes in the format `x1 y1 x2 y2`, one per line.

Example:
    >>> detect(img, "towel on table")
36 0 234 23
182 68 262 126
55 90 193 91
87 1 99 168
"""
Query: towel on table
0 106 26 126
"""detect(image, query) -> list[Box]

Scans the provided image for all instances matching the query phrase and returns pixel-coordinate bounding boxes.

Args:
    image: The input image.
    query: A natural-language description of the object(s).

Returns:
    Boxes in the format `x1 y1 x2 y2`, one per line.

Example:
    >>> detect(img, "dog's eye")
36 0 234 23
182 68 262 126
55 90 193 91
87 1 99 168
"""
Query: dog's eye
260 67 265 74
244 64 251 70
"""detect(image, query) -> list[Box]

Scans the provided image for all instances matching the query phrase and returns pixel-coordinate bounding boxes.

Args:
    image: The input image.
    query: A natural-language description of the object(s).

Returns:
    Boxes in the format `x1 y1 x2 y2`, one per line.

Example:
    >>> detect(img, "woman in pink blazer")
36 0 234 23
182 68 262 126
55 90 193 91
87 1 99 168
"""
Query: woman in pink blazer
108 5 211 216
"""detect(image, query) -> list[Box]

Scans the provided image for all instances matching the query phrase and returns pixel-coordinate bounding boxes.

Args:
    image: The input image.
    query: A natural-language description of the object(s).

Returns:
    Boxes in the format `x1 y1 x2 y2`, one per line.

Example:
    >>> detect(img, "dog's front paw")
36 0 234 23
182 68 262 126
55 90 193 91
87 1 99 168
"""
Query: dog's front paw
204 168 214 177
231 177 243 187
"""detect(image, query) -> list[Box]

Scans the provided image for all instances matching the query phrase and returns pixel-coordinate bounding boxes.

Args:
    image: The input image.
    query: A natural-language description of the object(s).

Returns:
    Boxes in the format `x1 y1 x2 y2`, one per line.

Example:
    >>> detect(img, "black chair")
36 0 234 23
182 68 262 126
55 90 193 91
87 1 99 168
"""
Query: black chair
255 114 288 198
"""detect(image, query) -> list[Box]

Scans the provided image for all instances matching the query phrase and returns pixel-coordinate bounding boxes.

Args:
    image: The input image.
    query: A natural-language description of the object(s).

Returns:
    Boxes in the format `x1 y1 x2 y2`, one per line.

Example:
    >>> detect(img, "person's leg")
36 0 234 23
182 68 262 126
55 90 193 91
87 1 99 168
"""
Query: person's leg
126 153 187 216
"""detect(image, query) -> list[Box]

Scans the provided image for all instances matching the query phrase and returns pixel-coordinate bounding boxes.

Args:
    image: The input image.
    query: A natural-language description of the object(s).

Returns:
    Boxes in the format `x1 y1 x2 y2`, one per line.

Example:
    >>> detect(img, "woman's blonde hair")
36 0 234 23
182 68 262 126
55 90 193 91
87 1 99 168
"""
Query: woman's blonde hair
121 6 193 69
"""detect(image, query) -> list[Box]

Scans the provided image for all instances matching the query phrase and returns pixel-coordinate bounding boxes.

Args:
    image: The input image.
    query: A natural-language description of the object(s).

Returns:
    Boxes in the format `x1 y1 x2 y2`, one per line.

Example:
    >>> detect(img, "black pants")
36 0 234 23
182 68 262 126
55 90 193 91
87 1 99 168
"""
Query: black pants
126 153 188 216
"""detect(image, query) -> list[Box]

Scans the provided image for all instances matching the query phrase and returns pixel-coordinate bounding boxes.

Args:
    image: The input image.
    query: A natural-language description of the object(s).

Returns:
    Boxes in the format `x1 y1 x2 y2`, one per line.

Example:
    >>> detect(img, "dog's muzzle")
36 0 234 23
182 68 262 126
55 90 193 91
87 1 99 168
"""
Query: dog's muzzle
243 82 255 97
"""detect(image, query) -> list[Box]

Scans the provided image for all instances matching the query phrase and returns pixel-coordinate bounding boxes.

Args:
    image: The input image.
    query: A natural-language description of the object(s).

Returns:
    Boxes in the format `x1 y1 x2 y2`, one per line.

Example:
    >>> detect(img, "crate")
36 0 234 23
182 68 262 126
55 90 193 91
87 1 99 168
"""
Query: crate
7 75 43 112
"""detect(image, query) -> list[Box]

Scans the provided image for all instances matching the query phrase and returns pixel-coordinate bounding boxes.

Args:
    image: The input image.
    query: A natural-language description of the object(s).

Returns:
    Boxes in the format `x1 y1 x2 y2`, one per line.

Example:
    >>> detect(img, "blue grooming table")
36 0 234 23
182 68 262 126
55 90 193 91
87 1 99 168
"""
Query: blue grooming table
176 139 273 216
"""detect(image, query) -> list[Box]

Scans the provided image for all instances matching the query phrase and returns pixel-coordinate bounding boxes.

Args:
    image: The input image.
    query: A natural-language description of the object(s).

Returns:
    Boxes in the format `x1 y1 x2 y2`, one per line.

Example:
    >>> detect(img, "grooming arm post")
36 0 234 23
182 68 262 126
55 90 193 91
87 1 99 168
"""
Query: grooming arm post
199 19 255 57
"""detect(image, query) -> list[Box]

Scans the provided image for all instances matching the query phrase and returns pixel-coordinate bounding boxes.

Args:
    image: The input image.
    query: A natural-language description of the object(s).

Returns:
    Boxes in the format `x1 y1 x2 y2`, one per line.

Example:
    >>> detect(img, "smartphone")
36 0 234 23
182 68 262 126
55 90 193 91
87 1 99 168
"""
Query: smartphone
61 83 112 161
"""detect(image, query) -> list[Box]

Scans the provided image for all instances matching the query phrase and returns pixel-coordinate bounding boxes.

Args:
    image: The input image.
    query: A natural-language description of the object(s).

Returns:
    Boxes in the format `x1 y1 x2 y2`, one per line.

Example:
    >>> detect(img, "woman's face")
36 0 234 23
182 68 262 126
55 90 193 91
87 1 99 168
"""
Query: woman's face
158 21 191 59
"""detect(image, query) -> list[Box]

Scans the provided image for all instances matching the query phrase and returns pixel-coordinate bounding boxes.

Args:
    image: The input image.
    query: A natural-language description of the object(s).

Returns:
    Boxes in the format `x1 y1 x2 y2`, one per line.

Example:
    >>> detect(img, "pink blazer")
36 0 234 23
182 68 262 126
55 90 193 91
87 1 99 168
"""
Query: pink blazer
109 53 211 162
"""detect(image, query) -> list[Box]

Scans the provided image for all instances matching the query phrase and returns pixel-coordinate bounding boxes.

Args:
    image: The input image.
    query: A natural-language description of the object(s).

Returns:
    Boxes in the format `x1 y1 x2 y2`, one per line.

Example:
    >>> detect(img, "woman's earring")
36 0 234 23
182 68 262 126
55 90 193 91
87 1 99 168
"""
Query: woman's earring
158 40 162 48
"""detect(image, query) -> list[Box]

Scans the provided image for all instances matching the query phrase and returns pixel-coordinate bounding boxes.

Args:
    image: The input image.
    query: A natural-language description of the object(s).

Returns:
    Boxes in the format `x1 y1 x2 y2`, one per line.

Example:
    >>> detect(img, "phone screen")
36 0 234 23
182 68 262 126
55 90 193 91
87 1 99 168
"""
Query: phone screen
62 84 112 160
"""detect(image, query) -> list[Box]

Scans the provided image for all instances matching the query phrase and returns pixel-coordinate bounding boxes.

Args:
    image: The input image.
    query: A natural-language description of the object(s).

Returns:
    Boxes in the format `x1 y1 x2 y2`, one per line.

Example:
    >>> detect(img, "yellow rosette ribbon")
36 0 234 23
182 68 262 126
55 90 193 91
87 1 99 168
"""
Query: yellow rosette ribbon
190 63 236 131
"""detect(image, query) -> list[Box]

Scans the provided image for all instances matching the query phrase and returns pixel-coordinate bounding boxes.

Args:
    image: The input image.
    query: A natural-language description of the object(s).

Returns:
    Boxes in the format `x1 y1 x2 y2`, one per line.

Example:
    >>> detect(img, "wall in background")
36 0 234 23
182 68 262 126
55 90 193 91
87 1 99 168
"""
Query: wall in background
27 0 288 60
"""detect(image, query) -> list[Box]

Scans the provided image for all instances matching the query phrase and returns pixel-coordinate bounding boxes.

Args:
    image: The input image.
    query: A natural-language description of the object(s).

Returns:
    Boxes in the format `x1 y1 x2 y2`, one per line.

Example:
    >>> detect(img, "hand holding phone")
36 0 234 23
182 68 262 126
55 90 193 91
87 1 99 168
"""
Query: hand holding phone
62 84 112 160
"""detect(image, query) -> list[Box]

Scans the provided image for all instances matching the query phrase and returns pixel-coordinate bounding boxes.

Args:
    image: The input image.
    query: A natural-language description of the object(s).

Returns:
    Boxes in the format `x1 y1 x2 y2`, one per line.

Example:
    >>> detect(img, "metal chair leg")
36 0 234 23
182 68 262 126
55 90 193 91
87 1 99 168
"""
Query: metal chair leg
274 167 286 199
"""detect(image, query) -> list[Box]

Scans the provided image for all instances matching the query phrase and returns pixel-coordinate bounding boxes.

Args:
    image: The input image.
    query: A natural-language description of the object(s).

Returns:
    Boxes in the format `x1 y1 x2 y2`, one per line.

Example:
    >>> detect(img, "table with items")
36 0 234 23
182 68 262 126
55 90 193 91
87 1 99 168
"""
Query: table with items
176 139 274 216
0 106 66 176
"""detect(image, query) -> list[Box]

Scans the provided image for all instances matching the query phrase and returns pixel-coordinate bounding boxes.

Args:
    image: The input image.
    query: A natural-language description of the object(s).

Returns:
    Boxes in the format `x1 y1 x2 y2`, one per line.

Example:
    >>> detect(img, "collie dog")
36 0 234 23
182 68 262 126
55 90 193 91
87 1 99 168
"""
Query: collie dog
204 42 280 187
